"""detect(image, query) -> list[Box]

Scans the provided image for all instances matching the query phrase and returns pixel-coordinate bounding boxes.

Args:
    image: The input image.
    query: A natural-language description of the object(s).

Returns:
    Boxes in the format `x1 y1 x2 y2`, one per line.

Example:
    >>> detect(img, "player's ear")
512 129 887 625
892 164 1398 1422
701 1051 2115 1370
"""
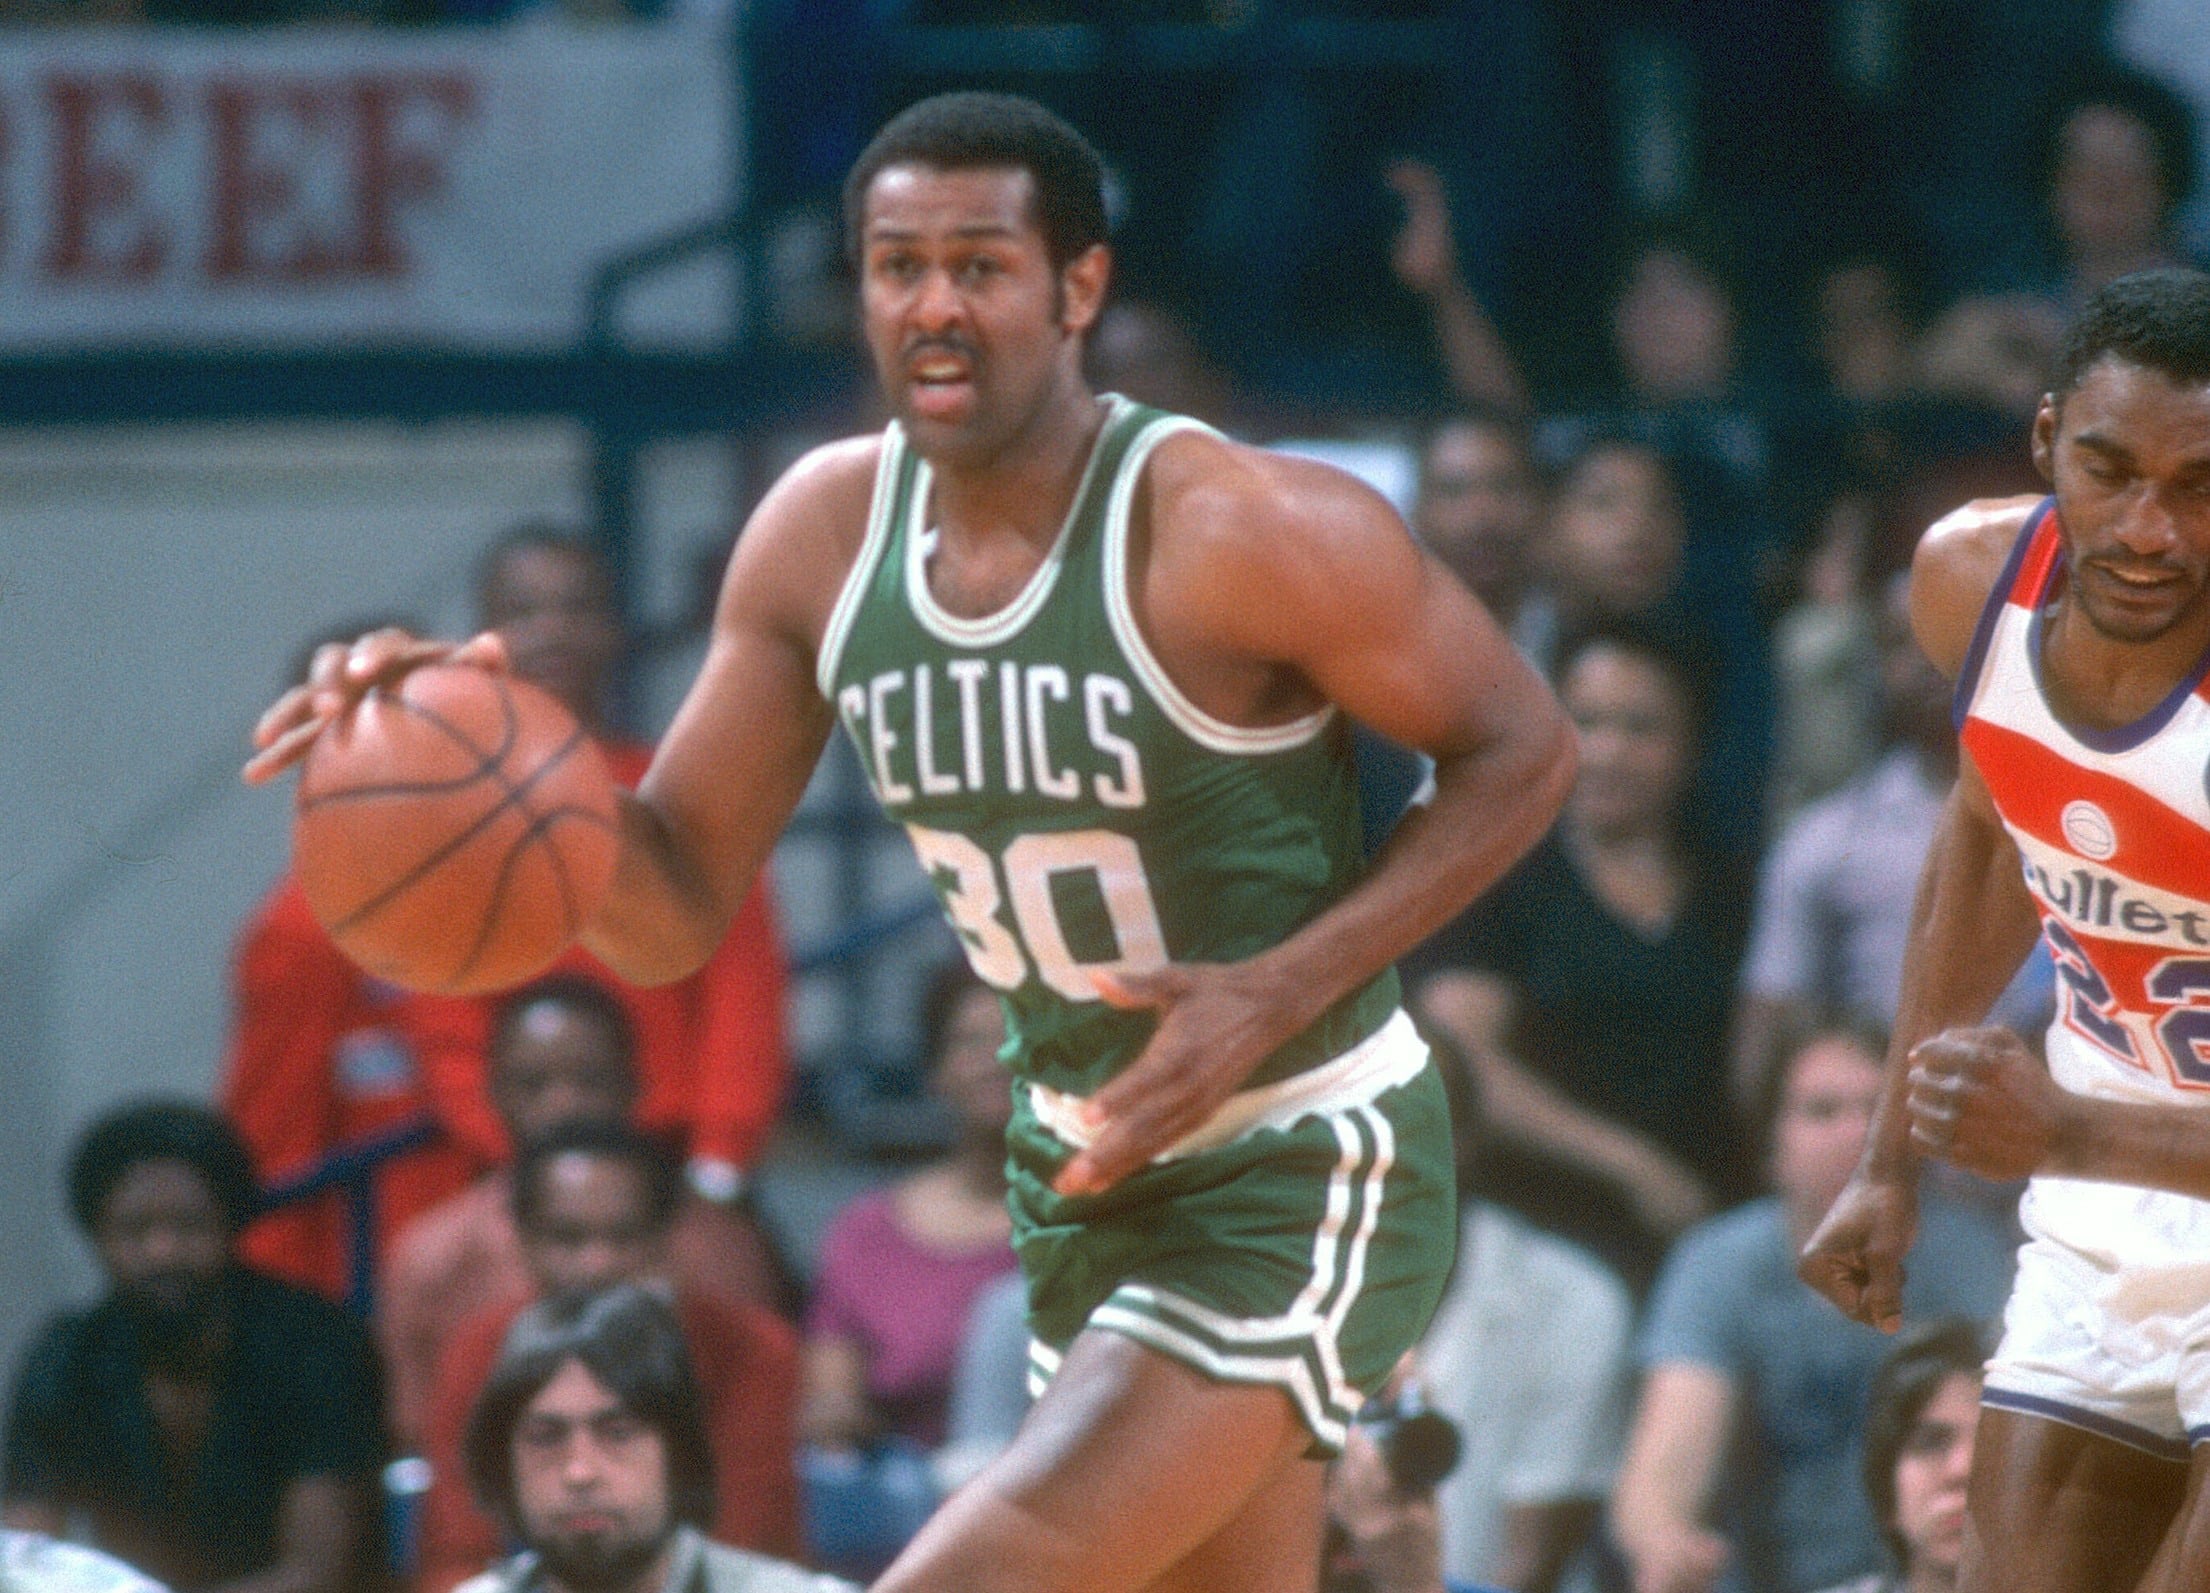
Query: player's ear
2031 394 2059 484
1059 244 1111 338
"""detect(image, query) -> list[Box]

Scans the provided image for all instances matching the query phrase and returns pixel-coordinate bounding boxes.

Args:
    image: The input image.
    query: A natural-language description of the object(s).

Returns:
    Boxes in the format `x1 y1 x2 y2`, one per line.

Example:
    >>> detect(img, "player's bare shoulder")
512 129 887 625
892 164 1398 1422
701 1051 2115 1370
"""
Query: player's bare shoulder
717 433 884 650
1911 494 2043 679
1135 429 1412 609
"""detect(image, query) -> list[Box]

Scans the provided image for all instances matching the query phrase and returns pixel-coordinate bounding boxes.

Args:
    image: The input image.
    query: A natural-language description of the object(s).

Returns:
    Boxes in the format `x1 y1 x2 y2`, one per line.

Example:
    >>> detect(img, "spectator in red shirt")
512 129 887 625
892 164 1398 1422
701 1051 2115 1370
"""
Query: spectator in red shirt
417 1121 800 1593
226 616 485 1300
405 527 792 1204
226 528 790 1299
381 976 788 1452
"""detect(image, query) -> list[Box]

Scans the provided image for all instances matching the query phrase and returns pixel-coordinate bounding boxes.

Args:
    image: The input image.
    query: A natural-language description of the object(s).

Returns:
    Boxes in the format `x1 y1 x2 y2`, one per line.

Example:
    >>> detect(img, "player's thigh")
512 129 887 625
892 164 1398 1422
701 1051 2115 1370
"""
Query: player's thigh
873 1329 1315 1593
1142 1449 1325 1593
1960 1408 2186 1593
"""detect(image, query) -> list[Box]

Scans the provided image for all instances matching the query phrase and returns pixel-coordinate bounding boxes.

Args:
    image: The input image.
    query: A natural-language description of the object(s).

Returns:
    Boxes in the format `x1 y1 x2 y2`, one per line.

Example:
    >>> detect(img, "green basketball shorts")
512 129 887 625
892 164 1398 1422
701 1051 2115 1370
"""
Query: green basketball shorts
1006 1008 1457 1455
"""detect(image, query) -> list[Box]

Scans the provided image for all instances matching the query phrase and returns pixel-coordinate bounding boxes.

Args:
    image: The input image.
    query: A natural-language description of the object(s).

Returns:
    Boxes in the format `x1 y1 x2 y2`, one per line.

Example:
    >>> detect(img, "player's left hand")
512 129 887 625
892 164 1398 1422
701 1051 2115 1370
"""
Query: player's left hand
1905 1026 2068 1182
1050 962 1298 1197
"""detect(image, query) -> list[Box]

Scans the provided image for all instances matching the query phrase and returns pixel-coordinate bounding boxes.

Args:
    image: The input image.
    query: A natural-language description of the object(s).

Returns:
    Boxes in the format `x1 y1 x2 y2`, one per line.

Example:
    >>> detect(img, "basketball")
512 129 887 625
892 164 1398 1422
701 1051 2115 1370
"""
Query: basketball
291 664 622 995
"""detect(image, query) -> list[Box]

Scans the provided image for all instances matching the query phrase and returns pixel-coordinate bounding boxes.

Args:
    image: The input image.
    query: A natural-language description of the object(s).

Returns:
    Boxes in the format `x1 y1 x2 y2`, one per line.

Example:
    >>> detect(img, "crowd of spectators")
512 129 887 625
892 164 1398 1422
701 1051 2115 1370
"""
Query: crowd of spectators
6 5 2209 1593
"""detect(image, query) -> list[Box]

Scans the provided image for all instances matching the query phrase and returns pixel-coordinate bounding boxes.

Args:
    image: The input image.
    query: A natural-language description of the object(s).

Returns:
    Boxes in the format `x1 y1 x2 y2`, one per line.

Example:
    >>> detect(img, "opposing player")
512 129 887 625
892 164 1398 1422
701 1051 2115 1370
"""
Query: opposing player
246 93 1575 1592
1799 267 2210 1593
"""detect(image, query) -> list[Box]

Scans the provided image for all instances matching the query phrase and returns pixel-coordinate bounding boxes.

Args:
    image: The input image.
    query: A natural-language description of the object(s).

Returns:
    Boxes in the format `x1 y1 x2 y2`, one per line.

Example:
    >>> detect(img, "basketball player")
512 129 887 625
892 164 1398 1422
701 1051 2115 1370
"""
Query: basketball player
247 93 1575 1593
1799 267 2210 1593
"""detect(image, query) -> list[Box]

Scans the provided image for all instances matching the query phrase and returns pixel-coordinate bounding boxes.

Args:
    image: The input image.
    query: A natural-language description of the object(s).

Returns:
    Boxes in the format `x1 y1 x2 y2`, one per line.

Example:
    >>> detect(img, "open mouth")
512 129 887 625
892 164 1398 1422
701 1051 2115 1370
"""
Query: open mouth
904 344 978 420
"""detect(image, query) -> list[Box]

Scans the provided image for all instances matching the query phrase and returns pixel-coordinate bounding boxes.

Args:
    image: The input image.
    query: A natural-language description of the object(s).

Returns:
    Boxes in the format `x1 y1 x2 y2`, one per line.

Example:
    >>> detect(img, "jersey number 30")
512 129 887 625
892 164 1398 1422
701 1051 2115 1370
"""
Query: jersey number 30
908 824 1169 1000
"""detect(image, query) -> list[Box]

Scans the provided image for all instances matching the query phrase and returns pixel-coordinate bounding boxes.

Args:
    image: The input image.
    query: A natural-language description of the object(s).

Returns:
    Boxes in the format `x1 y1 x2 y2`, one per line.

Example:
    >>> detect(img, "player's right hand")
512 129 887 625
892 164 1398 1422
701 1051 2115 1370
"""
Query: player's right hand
242 627 508 785
1796 1172 1917 1333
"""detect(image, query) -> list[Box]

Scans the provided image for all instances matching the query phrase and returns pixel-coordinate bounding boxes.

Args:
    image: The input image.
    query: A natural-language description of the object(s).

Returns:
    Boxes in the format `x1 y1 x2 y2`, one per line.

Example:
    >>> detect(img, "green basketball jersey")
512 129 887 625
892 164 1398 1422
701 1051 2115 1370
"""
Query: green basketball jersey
817 395 1400 1097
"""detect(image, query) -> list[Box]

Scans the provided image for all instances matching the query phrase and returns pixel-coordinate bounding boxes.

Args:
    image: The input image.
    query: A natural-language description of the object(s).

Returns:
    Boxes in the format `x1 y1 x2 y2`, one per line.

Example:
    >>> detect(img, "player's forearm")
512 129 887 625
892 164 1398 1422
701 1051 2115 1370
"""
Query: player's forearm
1866 789 2041 1177
581 792 756 987
2044 1095 2210 1201
1252 714 1576 1031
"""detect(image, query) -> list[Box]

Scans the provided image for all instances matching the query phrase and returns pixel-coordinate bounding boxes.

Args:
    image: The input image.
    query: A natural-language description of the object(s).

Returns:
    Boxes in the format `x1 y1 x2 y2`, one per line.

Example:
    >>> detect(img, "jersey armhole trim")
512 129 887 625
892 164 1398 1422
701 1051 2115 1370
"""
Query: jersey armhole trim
1951 498 2053 731
1103 420 1338 755
815 428 907 699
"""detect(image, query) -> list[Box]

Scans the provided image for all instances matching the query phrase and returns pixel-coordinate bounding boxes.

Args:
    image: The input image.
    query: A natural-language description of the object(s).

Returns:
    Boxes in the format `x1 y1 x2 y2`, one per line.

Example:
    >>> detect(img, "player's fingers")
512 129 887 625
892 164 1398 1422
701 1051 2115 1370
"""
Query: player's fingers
1088 964 1179 1012
303 641 352 692
241 707 336 785
1858 1255 1906 1334
1052 1079 1206 1196
252 684 320 750
448 631 511 672
342 627 446 688
1797 1250 1867 1321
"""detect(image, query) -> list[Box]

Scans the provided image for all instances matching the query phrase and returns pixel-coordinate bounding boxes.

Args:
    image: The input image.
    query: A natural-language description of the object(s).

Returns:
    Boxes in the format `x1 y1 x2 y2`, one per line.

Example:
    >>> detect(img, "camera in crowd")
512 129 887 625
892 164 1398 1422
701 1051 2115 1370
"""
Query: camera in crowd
1357 1388 1463 1492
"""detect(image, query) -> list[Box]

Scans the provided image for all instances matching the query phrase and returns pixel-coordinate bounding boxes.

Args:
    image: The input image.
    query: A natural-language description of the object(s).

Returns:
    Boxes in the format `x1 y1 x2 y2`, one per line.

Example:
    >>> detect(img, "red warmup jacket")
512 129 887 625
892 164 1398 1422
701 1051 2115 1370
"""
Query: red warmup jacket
228 740 792 1297
226 878 487 1299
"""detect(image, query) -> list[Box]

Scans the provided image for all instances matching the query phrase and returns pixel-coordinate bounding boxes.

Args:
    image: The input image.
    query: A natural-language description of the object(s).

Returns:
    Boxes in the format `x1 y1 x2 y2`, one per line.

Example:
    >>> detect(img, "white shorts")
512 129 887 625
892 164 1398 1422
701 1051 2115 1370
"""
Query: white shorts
1981 1174 2210 1460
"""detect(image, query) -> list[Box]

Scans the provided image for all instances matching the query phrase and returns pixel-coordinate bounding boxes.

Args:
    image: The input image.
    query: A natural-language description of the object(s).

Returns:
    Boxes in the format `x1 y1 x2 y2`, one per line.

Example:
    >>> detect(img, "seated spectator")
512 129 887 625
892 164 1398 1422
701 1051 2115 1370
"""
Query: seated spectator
2021 66 2204 311
1084 298 1234 432
1808 253 1925 411
382 976 786 1450
1354 407 1556 856
1413 623 1754 1290
455 1286 850 1593
794 965 1017 1576
801 963 1017 1457
930 1271 1031 1498
417 1123 799 1593
1921 69 2202 428
1411 409 1555 668
1810 1320 1986 1593
1736 573 2053 1115
1609 1025 2012 1593
1536 215 1778 518
1539 437 1775 853
2 1102 385 1593
1418 1036 1632 1593
1762 483 1885 825
406 527 791 1210
225 618 486 1304
229 530 791 1302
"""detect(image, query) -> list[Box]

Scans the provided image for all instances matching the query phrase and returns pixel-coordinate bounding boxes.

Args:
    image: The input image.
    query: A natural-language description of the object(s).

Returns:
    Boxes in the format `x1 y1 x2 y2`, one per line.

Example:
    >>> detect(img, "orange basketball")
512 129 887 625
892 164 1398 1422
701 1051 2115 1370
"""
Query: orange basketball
292 665 622 995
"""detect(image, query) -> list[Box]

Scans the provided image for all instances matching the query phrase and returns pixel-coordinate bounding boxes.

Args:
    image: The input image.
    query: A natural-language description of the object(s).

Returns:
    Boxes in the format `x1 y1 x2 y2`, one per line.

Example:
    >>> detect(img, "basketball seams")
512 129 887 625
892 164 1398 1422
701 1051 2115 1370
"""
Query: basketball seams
297 685 523 811
294 668 622 995
324 722 598 936
450 801 612 987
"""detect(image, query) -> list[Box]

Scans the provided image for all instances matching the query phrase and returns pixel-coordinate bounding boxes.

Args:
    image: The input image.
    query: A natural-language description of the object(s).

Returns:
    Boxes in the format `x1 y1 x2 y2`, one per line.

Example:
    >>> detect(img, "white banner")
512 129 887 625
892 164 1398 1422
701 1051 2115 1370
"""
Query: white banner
0 25 737 351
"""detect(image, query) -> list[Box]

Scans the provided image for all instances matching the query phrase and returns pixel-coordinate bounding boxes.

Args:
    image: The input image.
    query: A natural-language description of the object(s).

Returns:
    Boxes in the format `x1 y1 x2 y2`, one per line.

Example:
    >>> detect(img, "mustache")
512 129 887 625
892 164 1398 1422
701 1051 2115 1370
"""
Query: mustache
902 335 979 365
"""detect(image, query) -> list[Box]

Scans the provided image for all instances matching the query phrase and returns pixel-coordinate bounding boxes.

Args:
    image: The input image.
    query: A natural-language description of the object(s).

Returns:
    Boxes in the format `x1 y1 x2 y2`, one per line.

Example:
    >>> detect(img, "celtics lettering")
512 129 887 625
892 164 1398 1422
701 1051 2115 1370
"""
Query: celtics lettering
838 662 1145 811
